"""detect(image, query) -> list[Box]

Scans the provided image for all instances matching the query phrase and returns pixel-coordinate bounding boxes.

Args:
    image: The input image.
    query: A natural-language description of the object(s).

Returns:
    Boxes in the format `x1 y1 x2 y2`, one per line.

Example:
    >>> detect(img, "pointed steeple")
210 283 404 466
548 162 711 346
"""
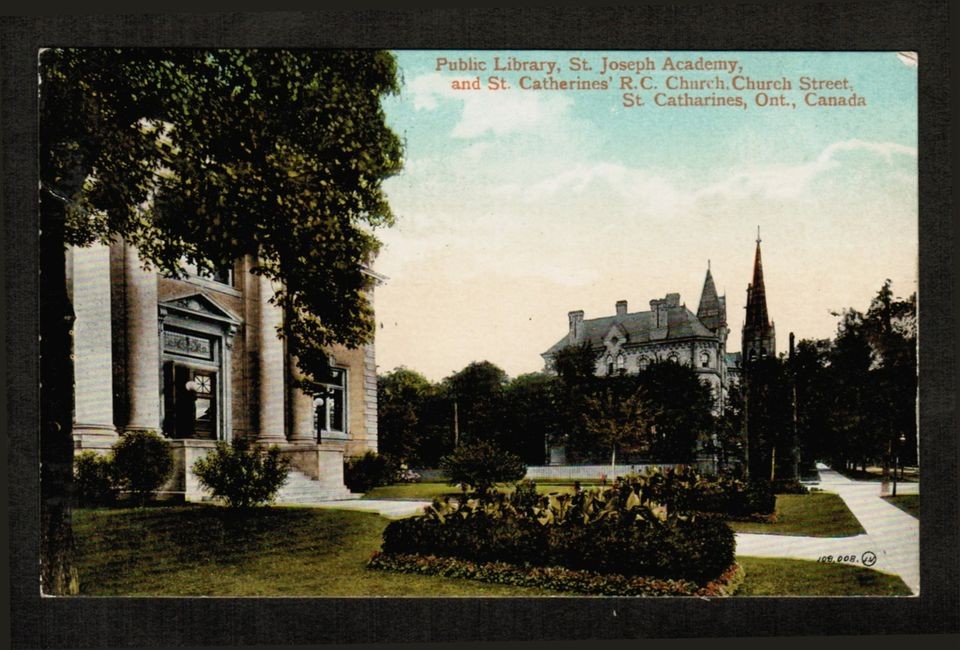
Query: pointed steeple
697 262 722 331
742 228 776 361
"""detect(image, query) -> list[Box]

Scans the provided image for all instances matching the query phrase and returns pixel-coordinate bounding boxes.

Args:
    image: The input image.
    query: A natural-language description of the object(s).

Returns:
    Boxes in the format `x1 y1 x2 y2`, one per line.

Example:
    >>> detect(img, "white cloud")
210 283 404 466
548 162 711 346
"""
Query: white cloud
407 72 574 139
518 139 917 208
700 139 917 200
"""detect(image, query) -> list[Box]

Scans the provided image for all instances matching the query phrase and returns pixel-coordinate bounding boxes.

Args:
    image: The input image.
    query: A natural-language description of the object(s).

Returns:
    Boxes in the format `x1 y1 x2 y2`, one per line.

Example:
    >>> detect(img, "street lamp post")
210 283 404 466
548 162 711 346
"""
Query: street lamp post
892 432 907 497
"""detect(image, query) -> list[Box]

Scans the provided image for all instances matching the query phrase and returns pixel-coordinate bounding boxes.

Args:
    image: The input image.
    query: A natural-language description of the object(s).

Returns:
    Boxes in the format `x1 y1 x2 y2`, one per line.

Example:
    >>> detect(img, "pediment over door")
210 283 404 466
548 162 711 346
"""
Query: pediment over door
160 293 242 326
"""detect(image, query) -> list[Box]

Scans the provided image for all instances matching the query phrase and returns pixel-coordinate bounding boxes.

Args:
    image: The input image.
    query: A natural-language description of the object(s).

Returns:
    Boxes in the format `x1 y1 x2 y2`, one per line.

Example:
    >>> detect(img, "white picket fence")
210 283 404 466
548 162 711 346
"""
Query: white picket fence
524 463 684 481
413 460 718 482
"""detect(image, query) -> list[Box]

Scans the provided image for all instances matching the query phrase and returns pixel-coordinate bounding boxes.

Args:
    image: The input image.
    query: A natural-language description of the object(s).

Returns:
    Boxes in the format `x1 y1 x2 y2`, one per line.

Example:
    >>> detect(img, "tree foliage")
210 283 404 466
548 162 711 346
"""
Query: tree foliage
791 281 917 472
582 376 656 468
442 361 509 447
41 48 403 390
38 47 403 592
639 361 714 463
377 367 433 463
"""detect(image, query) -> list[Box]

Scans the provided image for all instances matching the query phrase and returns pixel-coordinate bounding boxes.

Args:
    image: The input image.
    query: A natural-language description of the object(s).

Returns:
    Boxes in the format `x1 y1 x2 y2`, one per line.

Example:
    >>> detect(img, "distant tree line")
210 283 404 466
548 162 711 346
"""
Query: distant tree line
795 280 917 473
377 353 715 468
734 280 917 479
380 281 916 477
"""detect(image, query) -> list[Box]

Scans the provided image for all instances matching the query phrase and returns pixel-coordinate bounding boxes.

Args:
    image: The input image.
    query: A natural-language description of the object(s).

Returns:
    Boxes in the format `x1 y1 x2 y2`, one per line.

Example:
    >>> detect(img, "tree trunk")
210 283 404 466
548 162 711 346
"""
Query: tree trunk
39 193 80 595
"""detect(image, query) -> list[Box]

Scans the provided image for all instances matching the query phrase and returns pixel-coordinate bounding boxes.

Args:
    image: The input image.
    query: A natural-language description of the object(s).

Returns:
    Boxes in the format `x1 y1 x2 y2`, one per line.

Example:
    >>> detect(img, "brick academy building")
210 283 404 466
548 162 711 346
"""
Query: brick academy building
69 241 379 501
542 262 741 414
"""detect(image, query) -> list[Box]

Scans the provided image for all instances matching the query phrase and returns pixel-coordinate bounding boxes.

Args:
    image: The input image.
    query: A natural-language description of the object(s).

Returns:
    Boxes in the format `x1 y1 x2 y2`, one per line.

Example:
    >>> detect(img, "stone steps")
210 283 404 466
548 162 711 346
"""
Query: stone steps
274 468 361 504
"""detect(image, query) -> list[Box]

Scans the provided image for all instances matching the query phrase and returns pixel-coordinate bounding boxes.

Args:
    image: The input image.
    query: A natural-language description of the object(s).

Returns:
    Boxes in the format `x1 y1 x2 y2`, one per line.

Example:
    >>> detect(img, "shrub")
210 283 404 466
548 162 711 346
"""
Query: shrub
73 451 117 507
193 437 290 508
344 451 399 493
439 441 526 493
111 430 174 505
620 467 777 517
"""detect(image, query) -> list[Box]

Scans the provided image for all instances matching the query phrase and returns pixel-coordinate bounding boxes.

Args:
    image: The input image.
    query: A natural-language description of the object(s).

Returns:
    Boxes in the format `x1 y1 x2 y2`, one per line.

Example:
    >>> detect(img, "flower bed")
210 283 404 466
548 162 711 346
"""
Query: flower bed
368 552 744 597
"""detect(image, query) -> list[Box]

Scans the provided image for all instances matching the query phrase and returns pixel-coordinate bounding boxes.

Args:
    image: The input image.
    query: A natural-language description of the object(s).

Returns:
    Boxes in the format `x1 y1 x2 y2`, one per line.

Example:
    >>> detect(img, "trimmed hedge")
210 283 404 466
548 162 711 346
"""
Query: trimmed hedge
368 552 745 597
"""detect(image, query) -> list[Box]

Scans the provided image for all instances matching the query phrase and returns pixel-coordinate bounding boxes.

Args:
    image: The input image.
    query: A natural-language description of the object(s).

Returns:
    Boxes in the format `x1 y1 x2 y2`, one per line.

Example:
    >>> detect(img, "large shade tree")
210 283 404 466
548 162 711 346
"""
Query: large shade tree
39 48 402 593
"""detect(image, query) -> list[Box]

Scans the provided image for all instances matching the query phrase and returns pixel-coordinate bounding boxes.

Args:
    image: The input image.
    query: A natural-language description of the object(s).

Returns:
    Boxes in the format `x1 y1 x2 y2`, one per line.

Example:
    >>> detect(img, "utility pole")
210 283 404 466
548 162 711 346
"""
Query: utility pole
789 332 800 480
453 399 459 448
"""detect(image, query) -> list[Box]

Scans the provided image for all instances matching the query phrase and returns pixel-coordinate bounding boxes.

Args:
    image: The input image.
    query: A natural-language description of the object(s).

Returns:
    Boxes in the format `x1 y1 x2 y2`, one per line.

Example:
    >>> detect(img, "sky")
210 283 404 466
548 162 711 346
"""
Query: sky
372 51 918 382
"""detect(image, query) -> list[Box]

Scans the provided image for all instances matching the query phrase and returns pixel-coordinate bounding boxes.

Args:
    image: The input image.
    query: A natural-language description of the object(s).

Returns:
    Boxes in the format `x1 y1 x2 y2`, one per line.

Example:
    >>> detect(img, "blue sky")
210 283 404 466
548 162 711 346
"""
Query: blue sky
373 50 918 381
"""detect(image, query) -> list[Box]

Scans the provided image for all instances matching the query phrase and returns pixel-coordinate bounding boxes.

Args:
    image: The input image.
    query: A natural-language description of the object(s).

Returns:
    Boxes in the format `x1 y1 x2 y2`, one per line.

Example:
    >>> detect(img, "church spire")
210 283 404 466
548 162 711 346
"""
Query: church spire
742 229 776 361
697 262 722 331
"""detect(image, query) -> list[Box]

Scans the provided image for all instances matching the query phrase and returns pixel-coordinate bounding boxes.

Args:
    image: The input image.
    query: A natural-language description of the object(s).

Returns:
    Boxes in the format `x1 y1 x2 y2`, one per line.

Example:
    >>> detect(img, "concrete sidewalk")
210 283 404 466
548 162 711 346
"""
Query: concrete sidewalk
736 464 919 595
285 499 431 518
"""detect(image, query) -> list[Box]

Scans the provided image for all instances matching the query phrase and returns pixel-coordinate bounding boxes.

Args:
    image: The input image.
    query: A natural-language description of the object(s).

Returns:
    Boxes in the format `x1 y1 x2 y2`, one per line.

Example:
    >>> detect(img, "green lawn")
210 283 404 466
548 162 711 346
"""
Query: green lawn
883 494 919 519
73 506 557 596
74 505 904 597
736 557 911 596
727 492 865 537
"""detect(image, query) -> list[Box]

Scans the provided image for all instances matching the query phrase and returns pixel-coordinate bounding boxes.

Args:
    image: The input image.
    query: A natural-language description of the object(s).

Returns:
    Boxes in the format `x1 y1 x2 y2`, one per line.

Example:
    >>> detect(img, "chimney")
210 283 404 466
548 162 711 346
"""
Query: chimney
665 292 680 307
616 300 628 317
568 310 585 343
649 298 668 328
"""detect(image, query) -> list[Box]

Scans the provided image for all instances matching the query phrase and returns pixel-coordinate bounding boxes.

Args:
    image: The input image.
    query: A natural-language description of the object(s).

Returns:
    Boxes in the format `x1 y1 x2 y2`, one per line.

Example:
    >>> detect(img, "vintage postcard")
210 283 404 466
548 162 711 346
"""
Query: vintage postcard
8 6 950 645
35 47 918 601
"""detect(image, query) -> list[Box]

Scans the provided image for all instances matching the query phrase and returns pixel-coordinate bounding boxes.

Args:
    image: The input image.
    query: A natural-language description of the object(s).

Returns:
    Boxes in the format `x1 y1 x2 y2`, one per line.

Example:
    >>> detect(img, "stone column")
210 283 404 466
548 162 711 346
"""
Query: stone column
289 357 317 444
124 244 161 432
257 274 287 443
72 243 118 449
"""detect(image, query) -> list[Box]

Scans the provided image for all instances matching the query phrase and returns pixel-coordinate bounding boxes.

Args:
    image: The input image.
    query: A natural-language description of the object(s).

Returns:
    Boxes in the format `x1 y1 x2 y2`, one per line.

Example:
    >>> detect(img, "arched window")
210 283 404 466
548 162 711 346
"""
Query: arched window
701 351 711 368
616 353 625 374
638 356 650 370
668 352 679 364
606 354 614 375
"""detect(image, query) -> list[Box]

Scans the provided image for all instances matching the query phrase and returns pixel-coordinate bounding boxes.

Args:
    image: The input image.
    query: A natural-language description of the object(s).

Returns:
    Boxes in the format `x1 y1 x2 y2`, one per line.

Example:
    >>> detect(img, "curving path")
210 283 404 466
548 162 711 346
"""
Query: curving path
735 464 919 595
285 498 431 518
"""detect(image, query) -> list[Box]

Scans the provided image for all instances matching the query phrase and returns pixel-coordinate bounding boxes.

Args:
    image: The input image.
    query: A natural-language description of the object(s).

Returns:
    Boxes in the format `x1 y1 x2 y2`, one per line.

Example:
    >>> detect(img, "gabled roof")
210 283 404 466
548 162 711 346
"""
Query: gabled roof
544 304 717 356
159 292 242 325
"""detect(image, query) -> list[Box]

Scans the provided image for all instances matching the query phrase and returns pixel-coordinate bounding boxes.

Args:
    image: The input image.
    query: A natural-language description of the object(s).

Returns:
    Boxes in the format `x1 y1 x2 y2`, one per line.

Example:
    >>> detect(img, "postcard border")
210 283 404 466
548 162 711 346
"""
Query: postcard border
3 3 955 646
